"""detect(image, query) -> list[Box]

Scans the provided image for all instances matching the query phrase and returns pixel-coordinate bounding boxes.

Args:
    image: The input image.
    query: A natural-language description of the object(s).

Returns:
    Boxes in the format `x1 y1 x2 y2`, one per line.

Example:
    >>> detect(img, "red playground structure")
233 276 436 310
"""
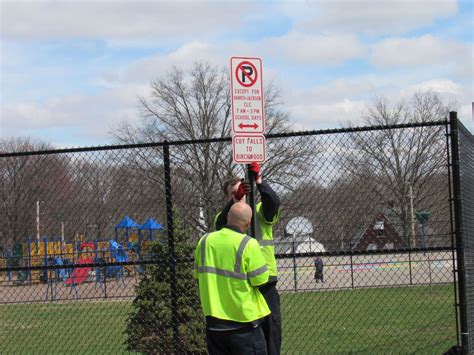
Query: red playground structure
65 257 93 285
65 242 95 287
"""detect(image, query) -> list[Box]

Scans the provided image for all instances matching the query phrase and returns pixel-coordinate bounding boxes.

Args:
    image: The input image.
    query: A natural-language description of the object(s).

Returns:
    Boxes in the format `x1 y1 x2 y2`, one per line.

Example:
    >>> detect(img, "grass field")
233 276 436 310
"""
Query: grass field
0 300 135 354
0 285 457 354
281 285 457 354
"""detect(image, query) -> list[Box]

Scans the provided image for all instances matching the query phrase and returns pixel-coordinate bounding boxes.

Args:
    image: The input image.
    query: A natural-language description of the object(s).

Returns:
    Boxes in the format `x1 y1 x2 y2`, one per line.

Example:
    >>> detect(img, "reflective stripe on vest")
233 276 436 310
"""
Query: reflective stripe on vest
197 233 268 280
255 218 274 246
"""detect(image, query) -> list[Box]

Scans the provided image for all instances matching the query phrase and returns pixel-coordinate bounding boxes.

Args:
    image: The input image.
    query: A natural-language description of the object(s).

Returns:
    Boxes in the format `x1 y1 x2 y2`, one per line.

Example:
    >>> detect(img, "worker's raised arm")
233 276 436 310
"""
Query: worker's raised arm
257 181 280 222
248 162 280 222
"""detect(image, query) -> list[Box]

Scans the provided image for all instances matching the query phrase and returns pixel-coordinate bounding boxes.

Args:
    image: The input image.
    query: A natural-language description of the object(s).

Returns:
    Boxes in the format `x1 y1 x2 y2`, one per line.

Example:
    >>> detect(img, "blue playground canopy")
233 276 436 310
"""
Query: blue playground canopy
139 218 163 231
115 216 163 244
139 218 163 241
115 216 140 244
115 215 140 229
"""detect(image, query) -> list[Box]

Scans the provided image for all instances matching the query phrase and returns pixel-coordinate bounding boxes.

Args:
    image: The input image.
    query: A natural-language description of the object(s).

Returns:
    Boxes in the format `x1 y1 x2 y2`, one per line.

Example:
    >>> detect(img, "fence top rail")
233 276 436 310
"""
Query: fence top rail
0 120 448 157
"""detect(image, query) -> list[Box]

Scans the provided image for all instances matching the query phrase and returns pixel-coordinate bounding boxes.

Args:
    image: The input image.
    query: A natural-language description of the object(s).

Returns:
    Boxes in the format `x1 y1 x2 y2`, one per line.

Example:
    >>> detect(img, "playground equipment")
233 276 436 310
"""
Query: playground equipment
65 257 93 284
2 216 164 293
115 215 139 249
115 216 163 275
25 236 77 284
65 243 95 285
134 218 163 273
45 256 68 300
139 218 163 238
4 245 28 284
137 218 163 254
104 240 128 284
65 242 97 298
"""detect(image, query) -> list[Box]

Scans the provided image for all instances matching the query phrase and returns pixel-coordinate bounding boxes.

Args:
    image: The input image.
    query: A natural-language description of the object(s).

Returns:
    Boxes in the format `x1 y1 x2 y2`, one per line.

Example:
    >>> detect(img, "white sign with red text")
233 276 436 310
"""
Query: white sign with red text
230 57 265 134
232 134 266 163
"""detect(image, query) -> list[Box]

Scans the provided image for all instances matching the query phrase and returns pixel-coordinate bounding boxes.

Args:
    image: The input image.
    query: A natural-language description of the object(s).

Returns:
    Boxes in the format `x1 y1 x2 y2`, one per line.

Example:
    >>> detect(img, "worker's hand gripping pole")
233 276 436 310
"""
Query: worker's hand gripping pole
247 164 257 238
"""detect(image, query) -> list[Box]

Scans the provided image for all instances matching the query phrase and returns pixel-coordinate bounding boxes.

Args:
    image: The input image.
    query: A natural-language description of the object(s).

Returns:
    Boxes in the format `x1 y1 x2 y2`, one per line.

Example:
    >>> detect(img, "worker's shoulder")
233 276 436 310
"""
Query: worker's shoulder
244 236 261 249
205 228 243 242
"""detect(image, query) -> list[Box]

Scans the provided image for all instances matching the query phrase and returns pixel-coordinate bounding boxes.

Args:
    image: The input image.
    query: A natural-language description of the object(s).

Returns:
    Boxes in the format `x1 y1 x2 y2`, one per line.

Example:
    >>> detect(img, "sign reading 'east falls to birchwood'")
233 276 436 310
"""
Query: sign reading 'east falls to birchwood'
230 56 266 163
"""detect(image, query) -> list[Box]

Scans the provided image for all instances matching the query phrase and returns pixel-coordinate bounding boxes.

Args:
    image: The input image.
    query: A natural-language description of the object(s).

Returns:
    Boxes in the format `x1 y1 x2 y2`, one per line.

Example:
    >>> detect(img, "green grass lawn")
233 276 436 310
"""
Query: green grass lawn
281 284 457 354
0 285 457 354
0 300 135 354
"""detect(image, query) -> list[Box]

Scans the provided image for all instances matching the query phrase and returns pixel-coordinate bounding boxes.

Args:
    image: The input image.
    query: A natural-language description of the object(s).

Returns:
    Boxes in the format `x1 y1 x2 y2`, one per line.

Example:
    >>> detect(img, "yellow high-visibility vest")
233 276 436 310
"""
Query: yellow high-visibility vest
214 201 279 281
194 227 270 323
254 202 279 280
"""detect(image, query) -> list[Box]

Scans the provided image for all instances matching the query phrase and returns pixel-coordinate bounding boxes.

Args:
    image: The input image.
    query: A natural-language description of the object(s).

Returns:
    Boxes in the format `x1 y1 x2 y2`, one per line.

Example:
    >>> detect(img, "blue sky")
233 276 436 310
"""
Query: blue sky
1 0 472 147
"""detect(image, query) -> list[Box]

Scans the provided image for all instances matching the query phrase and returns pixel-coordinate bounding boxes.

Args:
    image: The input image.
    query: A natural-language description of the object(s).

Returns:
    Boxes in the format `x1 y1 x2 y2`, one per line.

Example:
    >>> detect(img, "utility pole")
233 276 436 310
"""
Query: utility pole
36 200 40 243
61 222 65 243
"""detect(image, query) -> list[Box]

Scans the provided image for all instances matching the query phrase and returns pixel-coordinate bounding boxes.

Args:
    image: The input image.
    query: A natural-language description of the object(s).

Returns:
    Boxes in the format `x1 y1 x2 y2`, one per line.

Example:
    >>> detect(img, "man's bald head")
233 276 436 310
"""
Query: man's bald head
228 202 252 233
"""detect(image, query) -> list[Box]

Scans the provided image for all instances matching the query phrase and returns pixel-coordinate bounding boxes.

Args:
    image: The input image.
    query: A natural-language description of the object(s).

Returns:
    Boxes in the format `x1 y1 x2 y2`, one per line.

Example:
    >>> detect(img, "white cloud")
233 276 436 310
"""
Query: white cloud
1 0 252 41
282 74 472 132
370 35 470 71
400 79 462 97
1 0 471 144
295 0 458 36
2 102 71 129
103 42 225 85
286 78 379 105
400 79 473 130
102 39 282 86
1 84 149 145
288 99 367 130
263 32 366 65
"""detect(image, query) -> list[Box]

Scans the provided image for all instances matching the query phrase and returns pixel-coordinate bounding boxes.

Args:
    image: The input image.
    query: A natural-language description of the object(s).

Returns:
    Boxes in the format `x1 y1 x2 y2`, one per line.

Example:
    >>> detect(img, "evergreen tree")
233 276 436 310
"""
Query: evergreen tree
125 218 206 354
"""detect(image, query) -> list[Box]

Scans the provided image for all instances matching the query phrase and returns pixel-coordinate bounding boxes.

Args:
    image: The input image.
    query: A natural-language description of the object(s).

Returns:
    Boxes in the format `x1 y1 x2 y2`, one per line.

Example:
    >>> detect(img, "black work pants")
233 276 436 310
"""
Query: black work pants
259 282 282 355
206 324 267 355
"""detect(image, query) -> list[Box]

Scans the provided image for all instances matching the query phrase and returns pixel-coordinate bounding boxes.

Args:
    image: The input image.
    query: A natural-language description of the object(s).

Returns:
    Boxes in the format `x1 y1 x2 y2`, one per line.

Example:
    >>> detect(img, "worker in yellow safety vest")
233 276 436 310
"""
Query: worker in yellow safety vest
214 162 281 355
195 202 270 355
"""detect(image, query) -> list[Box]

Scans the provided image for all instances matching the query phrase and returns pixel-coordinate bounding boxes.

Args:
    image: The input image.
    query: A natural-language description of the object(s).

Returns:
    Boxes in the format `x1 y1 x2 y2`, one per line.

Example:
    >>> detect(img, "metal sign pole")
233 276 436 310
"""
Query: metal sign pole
247 164 257 238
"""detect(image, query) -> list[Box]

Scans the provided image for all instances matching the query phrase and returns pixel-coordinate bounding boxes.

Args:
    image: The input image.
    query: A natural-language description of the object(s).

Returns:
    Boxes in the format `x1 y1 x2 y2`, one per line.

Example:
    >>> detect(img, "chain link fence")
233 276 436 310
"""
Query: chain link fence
0 118 469 353
457 119 474 354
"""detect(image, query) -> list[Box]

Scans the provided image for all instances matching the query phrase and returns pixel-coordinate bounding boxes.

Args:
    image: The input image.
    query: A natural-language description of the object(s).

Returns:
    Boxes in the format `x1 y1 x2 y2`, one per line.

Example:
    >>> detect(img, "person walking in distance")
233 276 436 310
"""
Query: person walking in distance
314 257 324 283
215 162 282 354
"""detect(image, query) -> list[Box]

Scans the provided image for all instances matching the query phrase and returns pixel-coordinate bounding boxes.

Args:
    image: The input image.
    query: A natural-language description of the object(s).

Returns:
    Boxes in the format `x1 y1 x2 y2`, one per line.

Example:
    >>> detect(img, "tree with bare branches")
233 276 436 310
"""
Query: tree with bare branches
0 137 71 250
343 91 456 247
112 61 318 232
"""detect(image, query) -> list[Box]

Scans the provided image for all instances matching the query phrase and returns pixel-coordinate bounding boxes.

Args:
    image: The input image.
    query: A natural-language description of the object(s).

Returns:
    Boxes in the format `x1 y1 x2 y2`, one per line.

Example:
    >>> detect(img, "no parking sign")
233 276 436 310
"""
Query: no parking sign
230 57 265 163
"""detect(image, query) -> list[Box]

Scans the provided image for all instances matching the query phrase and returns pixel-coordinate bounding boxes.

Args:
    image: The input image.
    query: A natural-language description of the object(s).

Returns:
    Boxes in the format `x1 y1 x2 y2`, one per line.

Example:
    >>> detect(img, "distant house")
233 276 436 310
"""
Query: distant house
351 213 405 251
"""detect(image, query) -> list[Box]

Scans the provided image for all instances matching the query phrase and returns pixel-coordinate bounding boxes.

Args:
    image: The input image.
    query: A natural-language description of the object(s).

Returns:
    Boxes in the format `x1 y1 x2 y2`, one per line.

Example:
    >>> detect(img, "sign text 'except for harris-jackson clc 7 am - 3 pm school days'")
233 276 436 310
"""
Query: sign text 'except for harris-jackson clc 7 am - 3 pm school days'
230 57 266 163
230 58 265 135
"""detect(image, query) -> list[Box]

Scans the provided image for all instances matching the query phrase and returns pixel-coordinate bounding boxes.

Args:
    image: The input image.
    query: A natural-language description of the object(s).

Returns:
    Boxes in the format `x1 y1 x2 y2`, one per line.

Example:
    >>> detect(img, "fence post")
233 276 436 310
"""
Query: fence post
163 141 180 353
449 111 469 353
408 249 413 286
103 264 108 300
292 241 297 291
350 240 354 289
